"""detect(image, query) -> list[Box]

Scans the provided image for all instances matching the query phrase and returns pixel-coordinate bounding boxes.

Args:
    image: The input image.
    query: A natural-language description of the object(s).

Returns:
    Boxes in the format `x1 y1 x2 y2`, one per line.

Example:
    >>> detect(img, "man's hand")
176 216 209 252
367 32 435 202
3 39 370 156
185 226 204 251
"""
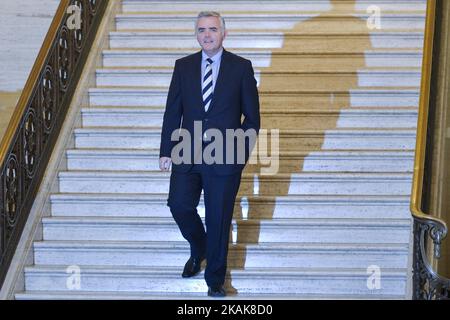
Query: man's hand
159 157 172 171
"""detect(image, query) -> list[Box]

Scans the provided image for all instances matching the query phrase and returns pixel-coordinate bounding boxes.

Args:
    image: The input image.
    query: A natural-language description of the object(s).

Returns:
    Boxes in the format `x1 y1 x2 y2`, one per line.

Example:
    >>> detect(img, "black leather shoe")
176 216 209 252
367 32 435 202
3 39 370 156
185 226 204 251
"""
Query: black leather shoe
207 285 226 297
182 256 205 278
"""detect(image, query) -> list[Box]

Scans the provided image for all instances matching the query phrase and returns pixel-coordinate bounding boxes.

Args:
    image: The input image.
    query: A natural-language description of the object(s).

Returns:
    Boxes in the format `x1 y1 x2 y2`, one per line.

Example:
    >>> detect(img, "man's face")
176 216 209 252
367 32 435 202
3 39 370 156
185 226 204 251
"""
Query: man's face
196 16 227 56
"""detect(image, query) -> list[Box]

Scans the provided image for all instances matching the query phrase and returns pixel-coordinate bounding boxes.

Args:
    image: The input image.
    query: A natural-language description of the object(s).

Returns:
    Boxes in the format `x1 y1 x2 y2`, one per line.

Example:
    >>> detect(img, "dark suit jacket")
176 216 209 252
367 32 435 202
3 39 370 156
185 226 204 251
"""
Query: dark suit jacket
159 48 260 175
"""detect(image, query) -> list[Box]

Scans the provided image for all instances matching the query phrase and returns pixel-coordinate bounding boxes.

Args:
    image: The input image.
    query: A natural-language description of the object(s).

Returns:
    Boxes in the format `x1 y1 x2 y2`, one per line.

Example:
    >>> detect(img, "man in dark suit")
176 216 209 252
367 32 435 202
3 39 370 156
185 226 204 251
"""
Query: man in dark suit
159 11 260 297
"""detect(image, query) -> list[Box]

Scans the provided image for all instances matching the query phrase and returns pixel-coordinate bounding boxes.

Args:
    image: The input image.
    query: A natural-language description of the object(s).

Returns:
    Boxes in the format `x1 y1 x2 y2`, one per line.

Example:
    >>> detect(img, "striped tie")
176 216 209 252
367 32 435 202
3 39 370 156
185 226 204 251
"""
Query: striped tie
202 58 213 112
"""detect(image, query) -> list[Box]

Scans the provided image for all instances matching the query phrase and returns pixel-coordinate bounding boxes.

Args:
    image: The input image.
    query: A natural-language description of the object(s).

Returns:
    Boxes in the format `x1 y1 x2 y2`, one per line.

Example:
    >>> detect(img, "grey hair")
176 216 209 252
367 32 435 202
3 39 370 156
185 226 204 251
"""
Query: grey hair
195 11 226 36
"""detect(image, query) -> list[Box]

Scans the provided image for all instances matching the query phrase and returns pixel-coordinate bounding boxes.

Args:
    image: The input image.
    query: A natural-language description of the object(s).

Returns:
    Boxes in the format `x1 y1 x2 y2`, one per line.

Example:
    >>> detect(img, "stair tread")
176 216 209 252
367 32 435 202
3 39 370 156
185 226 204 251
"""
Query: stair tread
82 106 164 112
58 170 413 177
81 105 419 112
66 148 415 155
96 66 422 73
24 264 408 275
122 6 425 13
75 126 162 131
50 192 411 201
103 48 424 54
34 240 409 250
116 12 425 17
13 290 406 300
74 126 417 132
41 216 411 226
117 27 424 33
82 104 420 111
80 106 419 117
110 29 424 35
89 86 420 91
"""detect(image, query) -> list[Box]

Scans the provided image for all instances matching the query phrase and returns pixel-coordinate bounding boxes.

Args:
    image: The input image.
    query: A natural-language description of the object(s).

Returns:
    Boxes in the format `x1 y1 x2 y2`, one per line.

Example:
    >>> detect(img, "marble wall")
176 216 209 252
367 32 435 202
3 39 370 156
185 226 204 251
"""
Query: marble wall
0 0 59 91
0 0 59 139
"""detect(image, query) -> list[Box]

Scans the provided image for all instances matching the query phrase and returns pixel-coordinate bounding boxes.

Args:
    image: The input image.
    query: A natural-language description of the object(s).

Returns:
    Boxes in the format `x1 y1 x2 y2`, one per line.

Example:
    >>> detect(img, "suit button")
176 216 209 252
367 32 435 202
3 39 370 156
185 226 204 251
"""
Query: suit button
203 132 208 140
204 118 209 122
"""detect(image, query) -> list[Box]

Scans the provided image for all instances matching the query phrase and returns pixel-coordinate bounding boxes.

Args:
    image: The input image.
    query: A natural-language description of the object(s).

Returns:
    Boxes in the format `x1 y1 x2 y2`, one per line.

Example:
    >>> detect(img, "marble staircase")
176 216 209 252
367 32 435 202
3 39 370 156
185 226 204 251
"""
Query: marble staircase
15 0 426 299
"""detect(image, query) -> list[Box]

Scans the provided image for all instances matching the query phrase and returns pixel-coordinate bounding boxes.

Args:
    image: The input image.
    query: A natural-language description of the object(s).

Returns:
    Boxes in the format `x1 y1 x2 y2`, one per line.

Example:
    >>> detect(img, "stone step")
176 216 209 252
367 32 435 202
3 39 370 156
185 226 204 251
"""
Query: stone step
13 290 406 300
73 127 417 150
102 49 423 68
74 127 162 149
88 87 419 107
66 148 414 172
115 13 425 31
81 106 418 129
260 108 418 128
121 0 426 13
57 171 412 196
23 265 407 296
109 30 424 50
41 216 411 243
50 193 411 219
95 67 422 88
33 240 408 269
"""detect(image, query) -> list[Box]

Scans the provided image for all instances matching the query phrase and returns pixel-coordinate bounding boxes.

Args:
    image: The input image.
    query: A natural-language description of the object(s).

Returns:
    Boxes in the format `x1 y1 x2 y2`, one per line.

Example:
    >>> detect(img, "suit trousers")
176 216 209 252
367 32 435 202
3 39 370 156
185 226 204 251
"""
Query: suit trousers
167 163 242 287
